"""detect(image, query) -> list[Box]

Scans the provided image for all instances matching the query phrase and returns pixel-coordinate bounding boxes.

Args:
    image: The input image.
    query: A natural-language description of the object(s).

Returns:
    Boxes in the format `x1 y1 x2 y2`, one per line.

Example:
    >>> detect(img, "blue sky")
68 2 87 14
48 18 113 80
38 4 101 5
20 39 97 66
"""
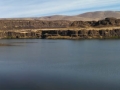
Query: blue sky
0 0 120 18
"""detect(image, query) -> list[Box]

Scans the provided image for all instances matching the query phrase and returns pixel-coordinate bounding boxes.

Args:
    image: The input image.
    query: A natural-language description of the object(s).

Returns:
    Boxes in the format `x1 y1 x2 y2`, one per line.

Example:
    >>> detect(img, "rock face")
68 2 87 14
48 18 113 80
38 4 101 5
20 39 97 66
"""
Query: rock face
94 17 120 27
70 18 120 27
0 29 120 39
0 17 120 30
41 29 120 39
0 17 120 39
0 20 71 30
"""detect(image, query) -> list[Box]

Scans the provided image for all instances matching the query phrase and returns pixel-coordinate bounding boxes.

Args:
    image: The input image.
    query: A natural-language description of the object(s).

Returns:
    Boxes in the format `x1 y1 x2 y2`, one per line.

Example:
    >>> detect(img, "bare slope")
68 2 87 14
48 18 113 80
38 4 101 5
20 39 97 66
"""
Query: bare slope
38 15 92 21
78 11 120 20
38 11 120 21
0 11 120 21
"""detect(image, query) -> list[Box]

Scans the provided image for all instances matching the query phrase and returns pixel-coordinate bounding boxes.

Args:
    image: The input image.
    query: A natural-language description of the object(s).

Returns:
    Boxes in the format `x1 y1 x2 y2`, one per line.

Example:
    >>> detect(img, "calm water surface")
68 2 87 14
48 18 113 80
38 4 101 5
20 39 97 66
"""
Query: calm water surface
0 39 120 90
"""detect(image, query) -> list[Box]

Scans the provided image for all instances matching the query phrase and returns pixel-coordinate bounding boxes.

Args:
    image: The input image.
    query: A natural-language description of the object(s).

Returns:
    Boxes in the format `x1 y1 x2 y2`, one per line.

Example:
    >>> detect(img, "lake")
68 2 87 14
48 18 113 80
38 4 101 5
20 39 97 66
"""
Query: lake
0 39 120 90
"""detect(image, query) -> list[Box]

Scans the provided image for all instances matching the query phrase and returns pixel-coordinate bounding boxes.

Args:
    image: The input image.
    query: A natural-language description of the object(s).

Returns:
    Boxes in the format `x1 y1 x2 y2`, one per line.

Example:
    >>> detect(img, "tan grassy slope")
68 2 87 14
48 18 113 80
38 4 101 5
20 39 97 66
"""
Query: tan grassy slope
38 11 120 21
1 11 120 21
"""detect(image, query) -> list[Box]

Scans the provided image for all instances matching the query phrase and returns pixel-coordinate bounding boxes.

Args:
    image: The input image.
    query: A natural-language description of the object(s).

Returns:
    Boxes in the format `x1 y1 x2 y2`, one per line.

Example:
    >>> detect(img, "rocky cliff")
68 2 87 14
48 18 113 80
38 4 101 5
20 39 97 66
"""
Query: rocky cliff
71 17 120 28
0 29 120 39
0 17 120 30
0 20 71 30
0 17 120 39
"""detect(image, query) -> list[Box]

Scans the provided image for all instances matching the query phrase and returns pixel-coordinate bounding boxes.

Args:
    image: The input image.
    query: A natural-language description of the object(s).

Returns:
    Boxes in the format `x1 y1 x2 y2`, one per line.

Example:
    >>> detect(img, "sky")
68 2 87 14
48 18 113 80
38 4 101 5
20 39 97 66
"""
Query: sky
0 0 120 18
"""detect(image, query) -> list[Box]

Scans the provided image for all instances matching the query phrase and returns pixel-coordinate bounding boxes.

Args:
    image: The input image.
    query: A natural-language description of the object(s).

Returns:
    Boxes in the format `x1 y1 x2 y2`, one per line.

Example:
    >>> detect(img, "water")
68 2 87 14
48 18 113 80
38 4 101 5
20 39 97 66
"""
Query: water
0 39 120 90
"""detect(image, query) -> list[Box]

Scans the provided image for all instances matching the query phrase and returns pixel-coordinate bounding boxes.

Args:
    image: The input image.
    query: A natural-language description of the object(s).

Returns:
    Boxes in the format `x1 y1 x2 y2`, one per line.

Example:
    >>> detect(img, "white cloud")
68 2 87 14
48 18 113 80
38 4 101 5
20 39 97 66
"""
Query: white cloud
0 0 120 18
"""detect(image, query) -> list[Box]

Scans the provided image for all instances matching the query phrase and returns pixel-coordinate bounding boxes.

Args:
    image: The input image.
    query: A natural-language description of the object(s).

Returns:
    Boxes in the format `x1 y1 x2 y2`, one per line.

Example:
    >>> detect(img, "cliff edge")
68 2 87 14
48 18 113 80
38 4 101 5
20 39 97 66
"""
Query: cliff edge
0 17 120 39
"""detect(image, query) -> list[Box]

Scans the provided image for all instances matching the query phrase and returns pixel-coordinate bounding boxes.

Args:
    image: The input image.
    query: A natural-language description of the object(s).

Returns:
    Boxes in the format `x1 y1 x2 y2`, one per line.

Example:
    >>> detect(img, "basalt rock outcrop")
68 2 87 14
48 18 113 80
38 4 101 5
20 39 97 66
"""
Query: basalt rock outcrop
0 29 119 39
0 20 71 30
0 17 120 39
70 17 120 28
0 17 120 29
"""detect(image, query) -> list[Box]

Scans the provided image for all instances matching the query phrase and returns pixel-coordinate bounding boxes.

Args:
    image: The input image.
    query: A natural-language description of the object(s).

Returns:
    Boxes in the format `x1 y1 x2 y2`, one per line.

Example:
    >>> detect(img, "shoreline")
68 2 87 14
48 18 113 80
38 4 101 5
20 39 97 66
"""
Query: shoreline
0 28 120 39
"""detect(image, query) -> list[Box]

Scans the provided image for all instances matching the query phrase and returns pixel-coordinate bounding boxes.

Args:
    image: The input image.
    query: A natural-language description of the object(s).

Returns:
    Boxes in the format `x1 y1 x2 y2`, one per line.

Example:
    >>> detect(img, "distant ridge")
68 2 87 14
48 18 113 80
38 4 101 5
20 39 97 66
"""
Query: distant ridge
1 11 120 21
77 11 120 20
37 11 120 21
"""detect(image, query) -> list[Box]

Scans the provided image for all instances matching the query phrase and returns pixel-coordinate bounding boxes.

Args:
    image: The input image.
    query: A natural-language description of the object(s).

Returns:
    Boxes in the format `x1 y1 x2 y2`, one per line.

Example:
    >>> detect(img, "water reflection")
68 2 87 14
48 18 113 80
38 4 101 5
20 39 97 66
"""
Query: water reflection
0 43 13 46
0 39 120 90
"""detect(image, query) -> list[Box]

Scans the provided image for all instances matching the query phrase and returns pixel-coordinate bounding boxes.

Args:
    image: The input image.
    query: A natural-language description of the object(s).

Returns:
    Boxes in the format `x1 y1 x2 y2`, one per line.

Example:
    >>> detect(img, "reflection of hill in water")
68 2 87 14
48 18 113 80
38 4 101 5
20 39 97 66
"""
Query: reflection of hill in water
0 43 13 46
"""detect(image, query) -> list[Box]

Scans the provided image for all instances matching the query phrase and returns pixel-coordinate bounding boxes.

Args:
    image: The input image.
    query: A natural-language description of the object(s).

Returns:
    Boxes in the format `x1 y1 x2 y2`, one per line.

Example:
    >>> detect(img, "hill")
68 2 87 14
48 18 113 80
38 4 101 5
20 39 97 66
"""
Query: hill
37 11 120 21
